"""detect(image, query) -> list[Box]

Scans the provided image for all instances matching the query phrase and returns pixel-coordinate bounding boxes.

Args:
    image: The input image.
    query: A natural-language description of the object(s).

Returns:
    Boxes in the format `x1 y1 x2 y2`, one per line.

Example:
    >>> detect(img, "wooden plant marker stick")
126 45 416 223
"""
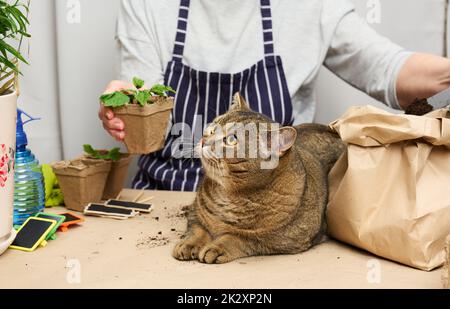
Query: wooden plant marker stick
133 190 145 203
116 191 122 200
138 196 154 204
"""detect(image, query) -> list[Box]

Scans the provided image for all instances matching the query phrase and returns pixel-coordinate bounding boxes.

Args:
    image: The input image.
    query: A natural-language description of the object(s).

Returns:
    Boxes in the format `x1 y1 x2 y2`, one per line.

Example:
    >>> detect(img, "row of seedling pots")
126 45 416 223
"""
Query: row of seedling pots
52 78 175 212
52 146 133 212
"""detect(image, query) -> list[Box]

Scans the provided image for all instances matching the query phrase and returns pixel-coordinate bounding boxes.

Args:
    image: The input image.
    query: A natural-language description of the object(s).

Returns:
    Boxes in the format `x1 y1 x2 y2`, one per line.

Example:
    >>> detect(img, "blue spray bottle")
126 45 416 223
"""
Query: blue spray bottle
13 109 45 225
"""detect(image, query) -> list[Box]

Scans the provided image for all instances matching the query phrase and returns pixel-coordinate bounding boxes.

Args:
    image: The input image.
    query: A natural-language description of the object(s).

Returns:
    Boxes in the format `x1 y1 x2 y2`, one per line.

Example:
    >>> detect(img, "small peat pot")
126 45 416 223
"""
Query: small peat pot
115 96 174 154
52 159 111 212
103 153 133 200
100 78 176 155
83 150 133 200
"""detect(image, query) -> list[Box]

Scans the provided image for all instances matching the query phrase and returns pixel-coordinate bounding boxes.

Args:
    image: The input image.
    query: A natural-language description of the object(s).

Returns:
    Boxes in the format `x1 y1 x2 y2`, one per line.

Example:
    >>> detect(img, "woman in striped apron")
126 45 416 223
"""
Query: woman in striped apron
132 0 293 192
101 1 450 193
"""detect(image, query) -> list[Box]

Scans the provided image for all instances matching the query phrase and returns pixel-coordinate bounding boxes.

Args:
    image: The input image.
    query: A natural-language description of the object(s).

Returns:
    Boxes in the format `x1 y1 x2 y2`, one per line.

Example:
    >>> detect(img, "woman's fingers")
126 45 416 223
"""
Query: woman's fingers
99 80 132 140
111 130 125 142
104 80 134 94
98 104 109 120
99 101 125 141
99 106 122 129
102 122 125 141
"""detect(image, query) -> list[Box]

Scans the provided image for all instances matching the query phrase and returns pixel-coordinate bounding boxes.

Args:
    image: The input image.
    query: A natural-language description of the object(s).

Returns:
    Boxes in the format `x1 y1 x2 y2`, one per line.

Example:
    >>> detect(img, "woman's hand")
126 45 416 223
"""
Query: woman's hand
98 80 133 141
397 53 450 109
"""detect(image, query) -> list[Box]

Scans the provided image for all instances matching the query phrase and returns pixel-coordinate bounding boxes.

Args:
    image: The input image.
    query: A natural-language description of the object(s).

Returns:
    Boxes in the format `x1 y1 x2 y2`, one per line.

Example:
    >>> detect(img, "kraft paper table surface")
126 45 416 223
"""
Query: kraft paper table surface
0 189 442 289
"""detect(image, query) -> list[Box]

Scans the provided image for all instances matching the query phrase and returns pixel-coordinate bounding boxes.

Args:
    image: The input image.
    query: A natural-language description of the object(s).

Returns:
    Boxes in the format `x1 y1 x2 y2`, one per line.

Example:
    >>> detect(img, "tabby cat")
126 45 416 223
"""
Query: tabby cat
173 93 345 264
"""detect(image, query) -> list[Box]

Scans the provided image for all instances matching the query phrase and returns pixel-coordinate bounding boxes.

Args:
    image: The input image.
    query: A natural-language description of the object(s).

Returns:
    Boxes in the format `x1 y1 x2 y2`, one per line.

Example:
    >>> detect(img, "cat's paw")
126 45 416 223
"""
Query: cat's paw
198 244 235 264
172 241 202 261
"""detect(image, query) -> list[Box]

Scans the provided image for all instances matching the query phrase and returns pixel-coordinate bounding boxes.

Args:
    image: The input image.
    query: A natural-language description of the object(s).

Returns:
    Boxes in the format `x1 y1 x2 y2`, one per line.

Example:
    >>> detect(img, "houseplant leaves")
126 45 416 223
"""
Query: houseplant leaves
99 77 176 108
83 144 122 162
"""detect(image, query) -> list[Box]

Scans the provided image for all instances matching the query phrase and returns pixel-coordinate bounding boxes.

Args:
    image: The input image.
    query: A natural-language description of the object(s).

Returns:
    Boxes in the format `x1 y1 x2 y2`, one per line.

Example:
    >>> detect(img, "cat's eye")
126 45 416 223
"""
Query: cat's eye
225 134 238 146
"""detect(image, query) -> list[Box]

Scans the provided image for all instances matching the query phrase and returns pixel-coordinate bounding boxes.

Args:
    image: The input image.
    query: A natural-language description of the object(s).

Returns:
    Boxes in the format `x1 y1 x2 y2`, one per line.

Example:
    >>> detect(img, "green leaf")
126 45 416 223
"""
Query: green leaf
150 84 176 97
0 0 31 80
135 90 151 106
83 144 122 162
83 144 97 156
107 148 122 161
133 77 145 89
100 91 131 107
0 55 18 72
0 39 28 64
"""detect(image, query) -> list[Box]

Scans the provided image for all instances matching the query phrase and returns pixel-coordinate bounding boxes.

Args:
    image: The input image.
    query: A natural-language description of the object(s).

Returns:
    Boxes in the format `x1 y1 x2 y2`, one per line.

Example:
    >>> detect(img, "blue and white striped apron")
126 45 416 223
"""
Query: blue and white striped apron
133 0 293 191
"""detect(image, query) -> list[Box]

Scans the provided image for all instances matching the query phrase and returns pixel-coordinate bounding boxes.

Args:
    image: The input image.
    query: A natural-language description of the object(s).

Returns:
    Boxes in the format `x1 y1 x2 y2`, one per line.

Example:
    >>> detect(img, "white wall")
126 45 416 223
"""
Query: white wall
54 0 122 159
447 0 450 55
19 0 448 187
315 0 447 124
19 0 62 163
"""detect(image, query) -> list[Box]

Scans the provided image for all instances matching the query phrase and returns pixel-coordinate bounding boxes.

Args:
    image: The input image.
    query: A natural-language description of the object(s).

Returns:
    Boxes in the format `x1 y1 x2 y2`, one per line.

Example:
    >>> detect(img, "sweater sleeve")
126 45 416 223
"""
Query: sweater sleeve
116 0 164 85
323 8 412 109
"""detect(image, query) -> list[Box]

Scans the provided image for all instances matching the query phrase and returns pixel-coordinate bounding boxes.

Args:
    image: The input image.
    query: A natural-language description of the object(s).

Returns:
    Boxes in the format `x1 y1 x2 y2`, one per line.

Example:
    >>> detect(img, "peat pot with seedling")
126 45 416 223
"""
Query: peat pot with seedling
100 77 175 155
52 158 111 212
0 0 30 255
82 144 133 200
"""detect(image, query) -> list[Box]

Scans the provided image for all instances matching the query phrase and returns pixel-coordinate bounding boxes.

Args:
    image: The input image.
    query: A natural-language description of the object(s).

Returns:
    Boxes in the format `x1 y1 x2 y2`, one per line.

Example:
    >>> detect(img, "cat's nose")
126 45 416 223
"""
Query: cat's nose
200 138 204 146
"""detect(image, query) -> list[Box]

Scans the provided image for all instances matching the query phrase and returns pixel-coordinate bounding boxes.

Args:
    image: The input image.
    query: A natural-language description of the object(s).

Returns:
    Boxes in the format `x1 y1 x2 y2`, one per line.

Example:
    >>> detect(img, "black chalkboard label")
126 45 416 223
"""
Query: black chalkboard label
62 213 81 223
12 219 55 249
106 200 153 211
86 204 134 216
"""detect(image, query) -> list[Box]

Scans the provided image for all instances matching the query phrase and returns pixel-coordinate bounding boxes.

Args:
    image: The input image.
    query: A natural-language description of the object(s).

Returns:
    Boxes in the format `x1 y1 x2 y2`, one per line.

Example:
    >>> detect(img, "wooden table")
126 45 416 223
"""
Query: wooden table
0 189 443 288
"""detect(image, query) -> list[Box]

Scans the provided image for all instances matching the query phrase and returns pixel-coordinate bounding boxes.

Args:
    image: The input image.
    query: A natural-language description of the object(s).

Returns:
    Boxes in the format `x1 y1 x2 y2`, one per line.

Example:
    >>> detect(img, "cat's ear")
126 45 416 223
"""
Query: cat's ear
229 92 250 111
276 127 297 156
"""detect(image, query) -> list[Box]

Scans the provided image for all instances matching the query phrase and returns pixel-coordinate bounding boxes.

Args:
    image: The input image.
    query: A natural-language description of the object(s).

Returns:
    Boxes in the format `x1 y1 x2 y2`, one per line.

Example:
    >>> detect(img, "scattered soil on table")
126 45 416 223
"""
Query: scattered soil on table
405 98 433 116
136 235 170 249
134 204 189 249
167 205 189 220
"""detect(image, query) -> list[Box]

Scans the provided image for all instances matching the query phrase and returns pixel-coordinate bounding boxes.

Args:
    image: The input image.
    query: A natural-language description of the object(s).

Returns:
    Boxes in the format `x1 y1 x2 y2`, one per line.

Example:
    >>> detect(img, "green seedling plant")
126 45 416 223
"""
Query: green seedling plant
99 77 175 108
0 0 31 95
83 144 121 162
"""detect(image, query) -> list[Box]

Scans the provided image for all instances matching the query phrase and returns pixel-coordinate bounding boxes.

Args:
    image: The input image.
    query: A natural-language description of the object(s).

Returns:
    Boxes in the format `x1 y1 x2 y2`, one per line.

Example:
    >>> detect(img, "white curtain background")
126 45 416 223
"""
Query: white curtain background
18 0 448 187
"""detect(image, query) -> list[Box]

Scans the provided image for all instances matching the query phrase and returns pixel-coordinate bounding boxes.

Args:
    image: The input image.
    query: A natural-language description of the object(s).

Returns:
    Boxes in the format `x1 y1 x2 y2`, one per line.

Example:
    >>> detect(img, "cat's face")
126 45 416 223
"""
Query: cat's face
197 93 297 186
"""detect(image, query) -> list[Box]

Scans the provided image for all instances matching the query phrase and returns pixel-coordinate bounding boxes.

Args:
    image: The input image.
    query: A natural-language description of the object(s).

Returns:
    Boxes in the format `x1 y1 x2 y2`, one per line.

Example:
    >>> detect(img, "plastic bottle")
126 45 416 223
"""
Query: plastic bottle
13 109 45 225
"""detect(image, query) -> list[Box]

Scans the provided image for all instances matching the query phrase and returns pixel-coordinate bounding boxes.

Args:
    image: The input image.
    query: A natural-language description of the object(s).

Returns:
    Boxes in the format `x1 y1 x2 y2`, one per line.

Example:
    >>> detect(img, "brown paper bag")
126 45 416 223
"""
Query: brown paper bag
53 159 111 212
444 236 450 288
327 105 450 271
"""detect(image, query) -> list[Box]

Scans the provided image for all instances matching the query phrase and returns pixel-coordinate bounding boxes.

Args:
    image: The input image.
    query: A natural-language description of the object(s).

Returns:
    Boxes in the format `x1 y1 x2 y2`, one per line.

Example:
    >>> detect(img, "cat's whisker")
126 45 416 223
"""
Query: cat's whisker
208 150 220 165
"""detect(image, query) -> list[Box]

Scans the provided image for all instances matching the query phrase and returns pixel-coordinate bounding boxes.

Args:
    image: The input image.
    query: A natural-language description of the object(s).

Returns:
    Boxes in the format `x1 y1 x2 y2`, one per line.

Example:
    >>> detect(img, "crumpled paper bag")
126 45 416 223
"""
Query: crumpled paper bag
327 105 450 271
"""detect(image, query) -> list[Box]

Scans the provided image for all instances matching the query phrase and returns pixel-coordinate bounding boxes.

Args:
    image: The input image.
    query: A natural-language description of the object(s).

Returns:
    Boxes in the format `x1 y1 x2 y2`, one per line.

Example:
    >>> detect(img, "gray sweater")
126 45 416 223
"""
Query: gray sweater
116 0 411 124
